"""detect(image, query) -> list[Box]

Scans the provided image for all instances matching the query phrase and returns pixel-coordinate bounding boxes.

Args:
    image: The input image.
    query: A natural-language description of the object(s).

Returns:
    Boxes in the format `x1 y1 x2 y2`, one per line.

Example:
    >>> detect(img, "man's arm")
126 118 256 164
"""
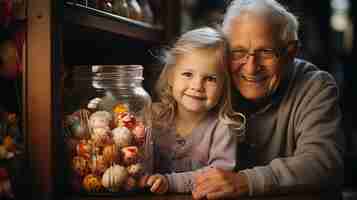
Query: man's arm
241 72 345 195
193 72 345 198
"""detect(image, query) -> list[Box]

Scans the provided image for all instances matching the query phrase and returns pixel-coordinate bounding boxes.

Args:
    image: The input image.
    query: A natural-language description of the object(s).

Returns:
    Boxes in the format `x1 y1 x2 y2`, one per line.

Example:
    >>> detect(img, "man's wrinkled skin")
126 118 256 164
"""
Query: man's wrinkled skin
192 168 249 199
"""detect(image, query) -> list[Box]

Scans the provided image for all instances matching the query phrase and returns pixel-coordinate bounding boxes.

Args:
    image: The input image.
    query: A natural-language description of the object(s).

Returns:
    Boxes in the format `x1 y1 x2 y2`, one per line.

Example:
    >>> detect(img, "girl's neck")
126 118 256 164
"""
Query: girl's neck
175 110 208 138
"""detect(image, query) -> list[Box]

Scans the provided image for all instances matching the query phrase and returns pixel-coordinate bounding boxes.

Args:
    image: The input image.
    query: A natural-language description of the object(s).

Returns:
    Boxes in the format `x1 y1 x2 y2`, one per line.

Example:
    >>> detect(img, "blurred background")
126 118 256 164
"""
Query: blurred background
178 0 357 195
0 0 356 198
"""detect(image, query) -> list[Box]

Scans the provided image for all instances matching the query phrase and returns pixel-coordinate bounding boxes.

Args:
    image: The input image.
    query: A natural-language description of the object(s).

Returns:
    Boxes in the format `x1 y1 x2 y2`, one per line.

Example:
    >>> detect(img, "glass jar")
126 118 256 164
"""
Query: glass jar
112 0 130 18
127 0 143 21
137 0 154 24
63 65 153 195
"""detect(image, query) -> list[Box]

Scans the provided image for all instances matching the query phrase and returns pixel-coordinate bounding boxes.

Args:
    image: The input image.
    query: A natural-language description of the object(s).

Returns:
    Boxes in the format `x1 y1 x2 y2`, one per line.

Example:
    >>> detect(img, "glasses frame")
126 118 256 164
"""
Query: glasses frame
231 40 299 65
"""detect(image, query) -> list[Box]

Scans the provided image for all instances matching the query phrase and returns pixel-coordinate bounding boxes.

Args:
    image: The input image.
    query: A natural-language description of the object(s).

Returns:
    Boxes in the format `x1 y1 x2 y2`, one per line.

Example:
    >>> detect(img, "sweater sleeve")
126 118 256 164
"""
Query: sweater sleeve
241 72 345 196
166 123 237 193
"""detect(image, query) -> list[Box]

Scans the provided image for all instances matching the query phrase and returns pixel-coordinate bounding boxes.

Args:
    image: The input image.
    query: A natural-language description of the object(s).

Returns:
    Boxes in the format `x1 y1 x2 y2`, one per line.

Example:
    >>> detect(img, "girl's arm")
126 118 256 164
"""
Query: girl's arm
165 123 237 193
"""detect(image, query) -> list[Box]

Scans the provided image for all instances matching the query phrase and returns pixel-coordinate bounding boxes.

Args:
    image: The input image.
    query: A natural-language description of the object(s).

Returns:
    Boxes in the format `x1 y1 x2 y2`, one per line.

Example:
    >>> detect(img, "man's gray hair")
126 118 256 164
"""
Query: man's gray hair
222 0 299 43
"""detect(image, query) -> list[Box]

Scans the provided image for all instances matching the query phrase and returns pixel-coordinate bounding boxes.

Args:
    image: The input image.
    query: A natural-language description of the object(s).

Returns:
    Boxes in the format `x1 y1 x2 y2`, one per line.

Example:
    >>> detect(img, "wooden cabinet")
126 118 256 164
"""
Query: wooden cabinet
26 1 180 199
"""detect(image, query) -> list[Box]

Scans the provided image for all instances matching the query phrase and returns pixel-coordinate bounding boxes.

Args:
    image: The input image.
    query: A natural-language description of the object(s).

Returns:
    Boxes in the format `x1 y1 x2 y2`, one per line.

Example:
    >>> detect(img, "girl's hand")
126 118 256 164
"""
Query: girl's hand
145 174 169 194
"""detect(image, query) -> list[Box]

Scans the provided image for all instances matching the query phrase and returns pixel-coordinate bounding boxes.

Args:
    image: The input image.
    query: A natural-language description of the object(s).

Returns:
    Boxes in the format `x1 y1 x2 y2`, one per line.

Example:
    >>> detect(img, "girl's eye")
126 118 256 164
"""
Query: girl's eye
181 72 193 78
206 76 217 82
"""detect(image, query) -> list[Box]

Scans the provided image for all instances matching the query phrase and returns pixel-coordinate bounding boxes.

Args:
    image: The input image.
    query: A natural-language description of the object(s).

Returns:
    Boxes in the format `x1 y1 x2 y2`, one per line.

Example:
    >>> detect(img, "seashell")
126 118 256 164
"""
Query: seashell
127 163 144 177
121 113 136 130
83 174 103 192
132 122 146 145
89 111 112 129
76 140 92 159
91 127 111 147
87 98 102 110
101 165 129 191
70 122 88 139
102 144 120 164
121 146 140 165
113 103 129 114
112 127 133 148
72 156 90 176
90 155 107 175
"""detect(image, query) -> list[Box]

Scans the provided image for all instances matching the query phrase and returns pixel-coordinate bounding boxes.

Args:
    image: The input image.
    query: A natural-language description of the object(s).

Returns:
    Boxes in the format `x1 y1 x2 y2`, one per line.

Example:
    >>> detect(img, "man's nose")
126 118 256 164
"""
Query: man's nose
242 55 260 75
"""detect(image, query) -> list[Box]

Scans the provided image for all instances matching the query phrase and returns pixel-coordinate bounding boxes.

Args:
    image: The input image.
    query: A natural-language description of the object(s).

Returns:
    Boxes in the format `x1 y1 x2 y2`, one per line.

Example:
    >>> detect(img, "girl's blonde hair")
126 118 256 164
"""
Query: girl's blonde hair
153 27 245 140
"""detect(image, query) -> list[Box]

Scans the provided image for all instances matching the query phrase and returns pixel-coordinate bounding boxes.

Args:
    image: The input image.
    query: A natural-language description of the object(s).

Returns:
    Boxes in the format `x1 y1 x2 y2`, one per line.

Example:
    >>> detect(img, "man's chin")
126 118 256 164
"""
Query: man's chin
239 90 267 102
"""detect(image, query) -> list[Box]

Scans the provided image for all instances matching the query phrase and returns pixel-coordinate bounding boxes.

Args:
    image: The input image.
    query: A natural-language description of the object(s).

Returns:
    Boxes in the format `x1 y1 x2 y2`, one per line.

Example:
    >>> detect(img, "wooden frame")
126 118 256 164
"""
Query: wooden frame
27 0 54 199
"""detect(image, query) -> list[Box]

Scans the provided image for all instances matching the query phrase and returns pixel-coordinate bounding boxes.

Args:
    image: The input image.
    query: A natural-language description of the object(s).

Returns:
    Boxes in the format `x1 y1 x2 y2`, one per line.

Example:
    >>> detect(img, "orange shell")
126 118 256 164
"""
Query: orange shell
82 174 103 192
3 136 16 152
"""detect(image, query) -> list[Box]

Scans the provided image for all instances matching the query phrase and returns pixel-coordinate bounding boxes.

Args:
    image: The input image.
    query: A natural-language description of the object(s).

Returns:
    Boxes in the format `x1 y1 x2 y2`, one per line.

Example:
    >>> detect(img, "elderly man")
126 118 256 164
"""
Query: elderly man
192 0 345 199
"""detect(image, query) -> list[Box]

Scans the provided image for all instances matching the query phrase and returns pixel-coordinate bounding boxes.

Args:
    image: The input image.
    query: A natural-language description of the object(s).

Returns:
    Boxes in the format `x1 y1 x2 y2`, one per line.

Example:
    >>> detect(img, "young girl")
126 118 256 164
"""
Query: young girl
141 27 246 194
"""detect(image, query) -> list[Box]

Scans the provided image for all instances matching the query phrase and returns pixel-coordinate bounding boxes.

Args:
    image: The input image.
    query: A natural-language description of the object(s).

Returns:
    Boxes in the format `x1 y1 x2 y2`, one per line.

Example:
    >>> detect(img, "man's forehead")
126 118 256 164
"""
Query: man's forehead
227 15 280 48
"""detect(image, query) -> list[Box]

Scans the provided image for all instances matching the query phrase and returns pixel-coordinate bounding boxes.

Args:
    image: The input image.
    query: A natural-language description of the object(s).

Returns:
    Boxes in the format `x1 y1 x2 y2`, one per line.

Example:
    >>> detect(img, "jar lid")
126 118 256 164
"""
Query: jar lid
72 65 144 81
92 65 144 81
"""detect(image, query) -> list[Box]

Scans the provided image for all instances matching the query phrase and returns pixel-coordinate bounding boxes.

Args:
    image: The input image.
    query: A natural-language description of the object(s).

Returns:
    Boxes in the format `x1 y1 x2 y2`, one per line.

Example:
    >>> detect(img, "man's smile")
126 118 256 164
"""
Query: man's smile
240 74 268 83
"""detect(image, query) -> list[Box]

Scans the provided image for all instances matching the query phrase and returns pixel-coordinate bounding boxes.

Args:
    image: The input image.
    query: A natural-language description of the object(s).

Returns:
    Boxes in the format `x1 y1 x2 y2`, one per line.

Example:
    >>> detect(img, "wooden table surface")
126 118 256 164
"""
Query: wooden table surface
67 190 342 200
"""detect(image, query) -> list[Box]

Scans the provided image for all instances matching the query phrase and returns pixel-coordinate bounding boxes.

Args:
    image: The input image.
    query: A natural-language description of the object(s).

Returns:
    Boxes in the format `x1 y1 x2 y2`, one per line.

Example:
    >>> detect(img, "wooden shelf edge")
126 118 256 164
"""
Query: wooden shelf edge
64 2 165 43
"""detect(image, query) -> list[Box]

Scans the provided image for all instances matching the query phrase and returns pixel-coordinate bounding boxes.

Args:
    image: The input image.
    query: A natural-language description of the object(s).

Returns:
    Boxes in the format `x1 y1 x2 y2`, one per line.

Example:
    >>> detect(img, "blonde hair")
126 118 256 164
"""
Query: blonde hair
223 0 299 44
153 27 245 139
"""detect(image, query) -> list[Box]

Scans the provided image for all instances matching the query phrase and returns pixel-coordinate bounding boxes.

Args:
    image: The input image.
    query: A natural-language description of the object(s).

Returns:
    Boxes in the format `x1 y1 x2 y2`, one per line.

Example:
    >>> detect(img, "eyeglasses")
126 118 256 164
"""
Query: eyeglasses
231 41 298 65
231 48 278 65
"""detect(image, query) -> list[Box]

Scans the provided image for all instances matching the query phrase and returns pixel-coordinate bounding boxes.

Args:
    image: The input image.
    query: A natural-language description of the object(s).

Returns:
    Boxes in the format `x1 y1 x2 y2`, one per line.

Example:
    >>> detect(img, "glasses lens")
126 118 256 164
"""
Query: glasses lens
258 49 276 59
232 50 247 61
231 49 278 65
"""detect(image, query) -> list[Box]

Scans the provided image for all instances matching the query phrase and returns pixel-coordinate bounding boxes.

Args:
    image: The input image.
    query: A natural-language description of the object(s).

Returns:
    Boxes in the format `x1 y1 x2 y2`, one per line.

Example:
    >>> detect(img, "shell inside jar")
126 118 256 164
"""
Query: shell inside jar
65 103 149 193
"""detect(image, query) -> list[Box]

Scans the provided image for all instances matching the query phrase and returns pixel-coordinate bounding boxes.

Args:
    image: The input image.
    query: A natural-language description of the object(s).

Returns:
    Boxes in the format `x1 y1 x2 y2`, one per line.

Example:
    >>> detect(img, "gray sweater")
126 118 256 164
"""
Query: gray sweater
152 112 237 193
238 59 345 196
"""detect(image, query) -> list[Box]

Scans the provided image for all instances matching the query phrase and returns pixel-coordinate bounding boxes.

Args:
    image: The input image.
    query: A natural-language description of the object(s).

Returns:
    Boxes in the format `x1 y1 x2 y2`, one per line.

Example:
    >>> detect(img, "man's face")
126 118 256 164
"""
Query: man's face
227 14 289 102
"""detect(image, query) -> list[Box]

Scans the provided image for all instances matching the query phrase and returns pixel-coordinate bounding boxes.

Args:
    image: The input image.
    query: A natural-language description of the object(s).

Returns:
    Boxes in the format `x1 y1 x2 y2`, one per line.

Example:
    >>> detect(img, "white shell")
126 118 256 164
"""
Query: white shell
87 98 102 109
89 111 112 129
91 127 110 146
127 163 144 176
101 165 129 191
91 126 110 136
112 127 133 148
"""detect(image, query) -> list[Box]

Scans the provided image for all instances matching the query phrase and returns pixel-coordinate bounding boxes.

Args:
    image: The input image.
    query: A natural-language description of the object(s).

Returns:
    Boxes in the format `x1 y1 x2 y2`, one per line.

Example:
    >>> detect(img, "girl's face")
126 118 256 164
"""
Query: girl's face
169 49 225 117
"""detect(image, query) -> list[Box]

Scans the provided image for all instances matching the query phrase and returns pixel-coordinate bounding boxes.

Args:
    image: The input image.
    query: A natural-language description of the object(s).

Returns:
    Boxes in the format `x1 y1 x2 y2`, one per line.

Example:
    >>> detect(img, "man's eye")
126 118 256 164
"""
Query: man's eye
232 50 248 59
260 49 275 57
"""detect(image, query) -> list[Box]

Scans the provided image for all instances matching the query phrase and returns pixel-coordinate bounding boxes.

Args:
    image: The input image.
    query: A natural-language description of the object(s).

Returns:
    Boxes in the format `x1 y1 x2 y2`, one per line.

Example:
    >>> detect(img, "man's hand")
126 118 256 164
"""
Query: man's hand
192 168 249 199
140 174 169 194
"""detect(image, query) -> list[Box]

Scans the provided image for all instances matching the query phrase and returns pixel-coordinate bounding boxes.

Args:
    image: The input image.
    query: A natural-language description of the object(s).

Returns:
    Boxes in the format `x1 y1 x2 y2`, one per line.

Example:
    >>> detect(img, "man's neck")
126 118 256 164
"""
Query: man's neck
239 97 271 115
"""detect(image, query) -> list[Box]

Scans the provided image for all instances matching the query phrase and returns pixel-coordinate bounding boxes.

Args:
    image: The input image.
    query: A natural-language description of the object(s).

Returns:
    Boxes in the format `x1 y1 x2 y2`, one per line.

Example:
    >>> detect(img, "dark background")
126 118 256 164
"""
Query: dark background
0 0 356 197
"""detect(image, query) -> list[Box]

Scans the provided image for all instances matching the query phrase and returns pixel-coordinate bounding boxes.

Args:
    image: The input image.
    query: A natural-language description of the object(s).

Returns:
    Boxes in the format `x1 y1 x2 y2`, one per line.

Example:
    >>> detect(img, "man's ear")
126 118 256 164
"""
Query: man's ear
286 41 299 61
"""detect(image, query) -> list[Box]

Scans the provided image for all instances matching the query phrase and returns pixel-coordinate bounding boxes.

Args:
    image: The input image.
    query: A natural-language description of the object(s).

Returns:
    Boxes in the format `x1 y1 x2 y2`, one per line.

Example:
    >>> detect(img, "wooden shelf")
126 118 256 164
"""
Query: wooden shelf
27 1 181 199
64 2 165 44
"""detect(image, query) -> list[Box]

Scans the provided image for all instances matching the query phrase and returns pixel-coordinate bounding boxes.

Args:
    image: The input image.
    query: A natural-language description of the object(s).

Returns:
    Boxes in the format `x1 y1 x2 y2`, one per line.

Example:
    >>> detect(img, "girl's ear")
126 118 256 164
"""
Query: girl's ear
167 67 174 87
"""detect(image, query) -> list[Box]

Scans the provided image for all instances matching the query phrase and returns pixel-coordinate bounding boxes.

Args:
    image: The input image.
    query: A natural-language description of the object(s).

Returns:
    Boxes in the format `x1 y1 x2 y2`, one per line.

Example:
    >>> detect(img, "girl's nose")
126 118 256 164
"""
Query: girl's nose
191 77 204 91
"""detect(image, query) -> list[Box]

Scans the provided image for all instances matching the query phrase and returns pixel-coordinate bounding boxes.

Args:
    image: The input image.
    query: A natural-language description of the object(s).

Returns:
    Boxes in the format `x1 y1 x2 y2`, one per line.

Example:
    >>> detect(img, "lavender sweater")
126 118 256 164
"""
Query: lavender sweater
152 112 237 193
237 59 345 196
